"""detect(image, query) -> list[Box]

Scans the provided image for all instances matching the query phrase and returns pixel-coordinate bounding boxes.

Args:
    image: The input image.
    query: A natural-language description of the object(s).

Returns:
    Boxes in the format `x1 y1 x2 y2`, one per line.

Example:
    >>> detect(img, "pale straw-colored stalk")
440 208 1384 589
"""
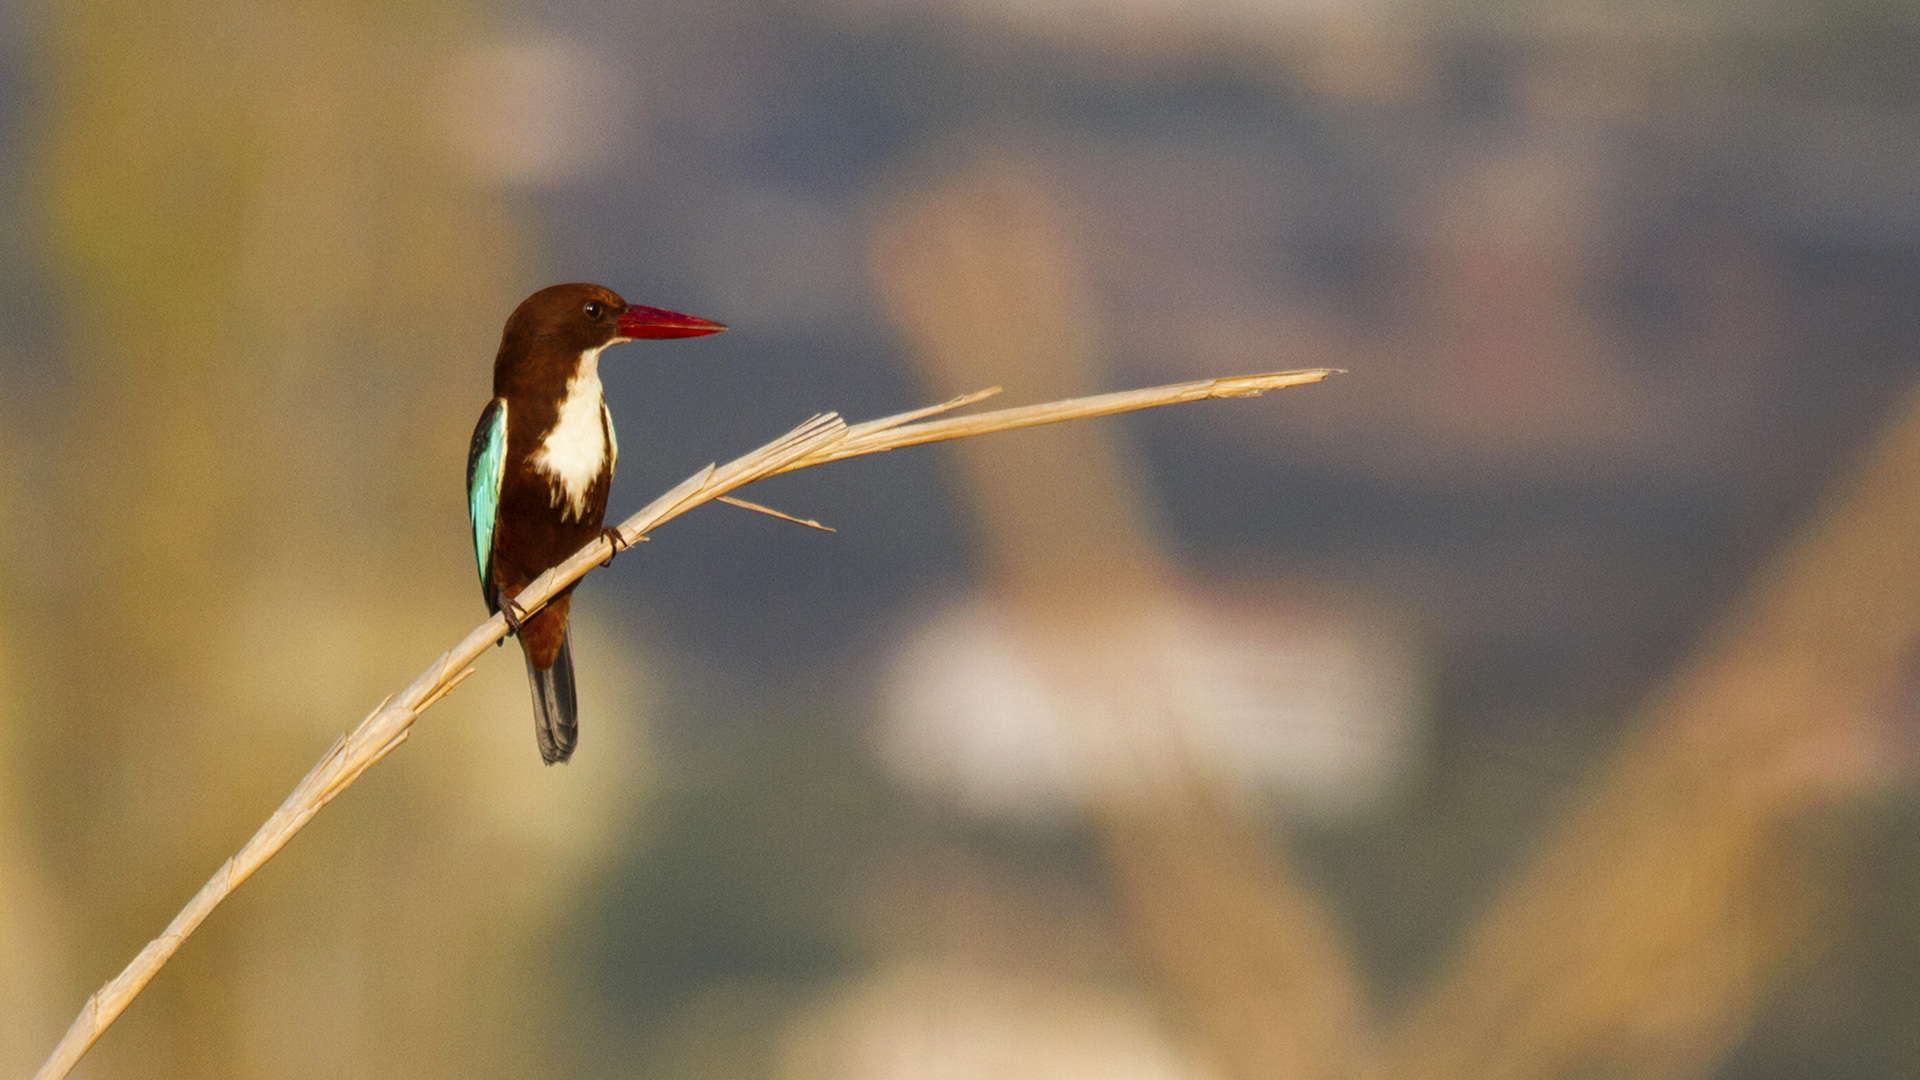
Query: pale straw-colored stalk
30 368 1334 1080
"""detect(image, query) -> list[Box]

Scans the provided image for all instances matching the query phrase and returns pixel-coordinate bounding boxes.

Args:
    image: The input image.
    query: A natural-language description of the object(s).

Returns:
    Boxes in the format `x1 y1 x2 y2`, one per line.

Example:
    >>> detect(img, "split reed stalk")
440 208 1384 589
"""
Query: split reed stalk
29 368 1334 1080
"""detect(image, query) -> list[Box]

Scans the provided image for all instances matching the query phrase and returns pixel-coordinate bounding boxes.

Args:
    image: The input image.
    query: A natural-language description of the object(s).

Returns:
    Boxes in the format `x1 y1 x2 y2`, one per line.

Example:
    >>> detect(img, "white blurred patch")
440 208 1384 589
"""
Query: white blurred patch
825 0 1397 44
781 962 1222 1080
972 0 1384 35
877 590 1424 824
428 36 631 187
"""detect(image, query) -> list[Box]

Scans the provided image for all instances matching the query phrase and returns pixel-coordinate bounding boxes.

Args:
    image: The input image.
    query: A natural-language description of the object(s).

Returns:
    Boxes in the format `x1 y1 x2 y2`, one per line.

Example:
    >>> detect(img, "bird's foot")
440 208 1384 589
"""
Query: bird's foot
499 595 530 637
599 527 630 567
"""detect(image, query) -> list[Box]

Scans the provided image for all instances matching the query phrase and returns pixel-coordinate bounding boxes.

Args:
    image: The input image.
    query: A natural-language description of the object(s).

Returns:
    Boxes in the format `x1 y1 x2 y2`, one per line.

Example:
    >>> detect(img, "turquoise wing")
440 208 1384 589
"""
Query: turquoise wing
601 400 618 477
466 398 509 607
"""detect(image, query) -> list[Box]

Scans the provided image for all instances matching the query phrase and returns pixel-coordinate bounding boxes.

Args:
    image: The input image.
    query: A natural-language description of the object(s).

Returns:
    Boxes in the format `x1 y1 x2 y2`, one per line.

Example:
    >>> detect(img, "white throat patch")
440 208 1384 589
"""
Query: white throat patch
531 345 610 521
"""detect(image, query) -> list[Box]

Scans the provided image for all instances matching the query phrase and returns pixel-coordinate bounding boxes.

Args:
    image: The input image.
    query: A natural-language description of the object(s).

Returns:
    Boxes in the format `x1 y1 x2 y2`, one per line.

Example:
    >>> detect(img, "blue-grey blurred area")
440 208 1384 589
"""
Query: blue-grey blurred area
2 0 1919 1078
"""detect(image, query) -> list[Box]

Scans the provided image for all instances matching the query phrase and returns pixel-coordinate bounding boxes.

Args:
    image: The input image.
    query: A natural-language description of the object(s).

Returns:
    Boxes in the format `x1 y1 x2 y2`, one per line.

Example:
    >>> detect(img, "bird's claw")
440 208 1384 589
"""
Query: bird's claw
499 595 530 636
600 527 629 567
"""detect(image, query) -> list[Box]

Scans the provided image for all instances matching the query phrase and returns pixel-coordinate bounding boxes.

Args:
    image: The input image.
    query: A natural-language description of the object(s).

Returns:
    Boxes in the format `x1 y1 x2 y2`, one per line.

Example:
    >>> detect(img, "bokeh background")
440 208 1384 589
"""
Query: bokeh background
1 0 1917 1077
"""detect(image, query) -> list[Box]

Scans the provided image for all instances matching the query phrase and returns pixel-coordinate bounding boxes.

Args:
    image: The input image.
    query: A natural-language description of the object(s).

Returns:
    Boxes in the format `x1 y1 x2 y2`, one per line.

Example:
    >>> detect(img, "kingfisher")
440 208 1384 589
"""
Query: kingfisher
468 283 726 763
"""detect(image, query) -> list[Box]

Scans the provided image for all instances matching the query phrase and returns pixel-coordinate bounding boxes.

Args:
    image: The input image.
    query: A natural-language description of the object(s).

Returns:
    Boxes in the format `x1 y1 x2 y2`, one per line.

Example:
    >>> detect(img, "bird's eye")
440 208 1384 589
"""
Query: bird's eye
583 301 604 319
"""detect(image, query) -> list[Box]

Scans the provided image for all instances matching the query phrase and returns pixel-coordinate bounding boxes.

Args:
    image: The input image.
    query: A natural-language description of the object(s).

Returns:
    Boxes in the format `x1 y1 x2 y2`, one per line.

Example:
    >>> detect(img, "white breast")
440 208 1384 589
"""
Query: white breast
531 346 609 521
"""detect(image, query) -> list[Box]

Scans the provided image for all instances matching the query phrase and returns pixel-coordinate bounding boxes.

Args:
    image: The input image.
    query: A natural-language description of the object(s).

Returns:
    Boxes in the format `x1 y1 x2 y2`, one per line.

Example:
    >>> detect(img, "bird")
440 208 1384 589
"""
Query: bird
468 283 726 763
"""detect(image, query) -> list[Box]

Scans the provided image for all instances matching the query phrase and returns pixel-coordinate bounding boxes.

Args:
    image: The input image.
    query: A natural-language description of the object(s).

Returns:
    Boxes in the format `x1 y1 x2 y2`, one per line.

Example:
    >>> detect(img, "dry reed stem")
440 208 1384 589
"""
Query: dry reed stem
30 367 1334 1080
716 495 837 532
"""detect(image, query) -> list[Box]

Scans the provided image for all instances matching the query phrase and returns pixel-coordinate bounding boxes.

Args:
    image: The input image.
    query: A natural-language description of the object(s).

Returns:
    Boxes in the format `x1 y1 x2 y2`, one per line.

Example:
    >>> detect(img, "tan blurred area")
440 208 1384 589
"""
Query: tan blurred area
0 0 1914 1077
0 579 63 1078
869 160 1386 1079
1 2 650 1077
860 152 1914 1080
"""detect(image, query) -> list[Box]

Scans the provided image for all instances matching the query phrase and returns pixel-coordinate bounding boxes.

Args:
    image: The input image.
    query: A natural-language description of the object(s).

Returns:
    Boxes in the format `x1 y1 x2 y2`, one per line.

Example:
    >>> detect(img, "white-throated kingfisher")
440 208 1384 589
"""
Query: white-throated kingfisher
468 283 726 763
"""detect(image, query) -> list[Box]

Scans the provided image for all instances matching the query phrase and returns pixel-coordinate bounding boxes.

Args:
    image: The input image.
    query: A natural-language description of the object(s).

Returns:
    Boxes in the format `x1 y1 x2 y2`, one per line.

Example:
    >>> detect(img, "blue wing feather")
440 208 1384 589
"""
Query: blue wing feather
466 399 509 608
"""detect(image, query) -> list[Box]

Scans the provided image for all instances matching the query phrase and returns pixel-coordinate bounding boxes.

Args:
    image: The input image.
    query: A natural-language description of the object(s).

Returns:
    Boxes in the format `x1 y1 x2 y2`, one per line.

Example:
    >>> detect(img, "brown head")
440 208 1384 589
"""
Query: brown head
492 282 726 398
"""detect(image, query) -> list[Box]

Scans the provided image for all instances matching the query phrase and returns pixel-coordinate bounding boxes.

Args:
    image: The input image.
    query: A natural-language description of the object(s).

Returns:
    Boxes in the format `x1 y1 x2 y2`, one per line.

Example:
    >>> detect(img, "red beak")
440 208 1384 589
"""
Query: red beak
616 304 728 340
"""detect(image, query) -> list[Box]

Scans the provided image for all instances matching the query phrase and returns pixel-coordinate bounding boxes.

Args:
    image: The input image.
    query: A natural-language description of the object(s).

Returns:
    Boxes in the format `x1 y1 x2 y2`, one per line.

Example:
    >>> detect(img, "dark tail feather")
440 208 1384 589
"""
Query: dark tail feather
525 631 579 764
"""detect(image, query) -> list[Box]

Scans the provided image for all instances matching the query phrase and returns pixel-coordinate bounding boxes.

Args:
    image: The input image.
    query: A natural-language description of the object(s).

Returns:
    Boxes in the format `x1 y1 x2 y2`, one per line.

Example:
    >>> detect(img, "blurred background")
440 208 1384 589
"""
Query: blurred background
0 0 1918 1077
